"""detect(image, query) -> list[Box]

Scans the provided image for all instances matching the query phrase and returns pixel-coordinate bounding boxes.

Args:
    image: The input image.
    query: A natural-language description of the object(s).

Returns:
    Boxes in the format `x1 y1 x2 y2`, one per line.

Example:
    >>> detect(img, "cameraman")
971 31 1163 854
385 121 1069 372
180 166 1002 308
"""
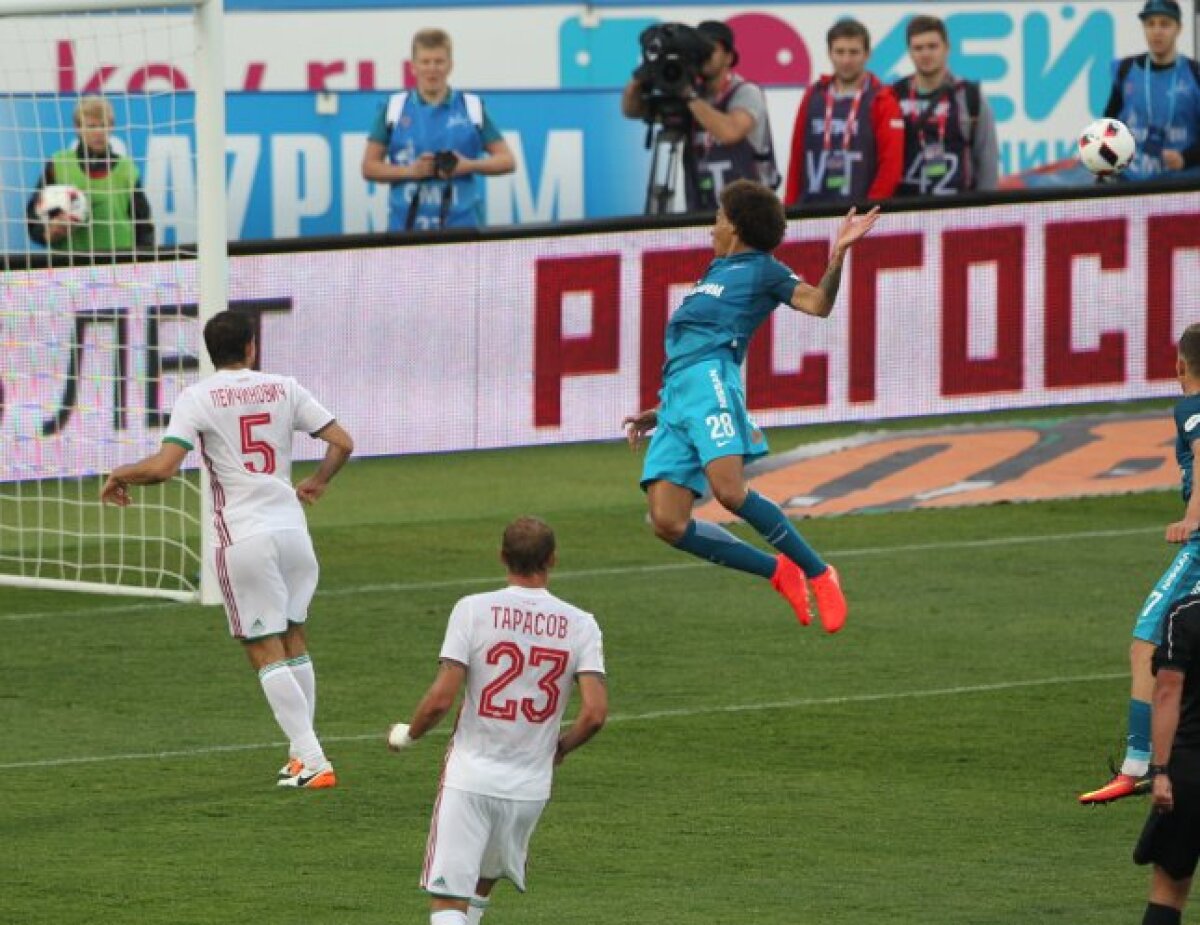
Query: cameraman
362 28 515 231
621 20 779 211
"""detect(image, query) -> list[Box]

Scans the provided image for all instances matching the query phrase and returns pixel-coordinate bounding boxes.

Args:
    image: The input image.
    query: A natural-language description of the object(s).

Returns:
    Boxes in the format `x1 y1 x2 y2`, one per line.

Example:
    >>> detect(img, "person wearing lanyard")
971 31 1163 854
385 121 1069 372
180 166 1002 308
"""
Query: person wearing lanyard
621 20 779 212
783 19 903 207
892 15 999 197
1103 0 1200 182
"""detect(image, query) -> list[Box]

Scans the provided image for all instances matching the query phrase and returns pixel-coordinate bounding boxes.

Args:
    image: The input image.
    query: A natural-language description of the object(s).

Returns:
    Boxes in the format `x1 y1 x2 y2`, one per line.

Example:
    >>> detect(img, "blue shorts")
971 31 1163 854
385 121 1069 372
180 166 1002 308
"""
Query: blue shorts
640 358 768 497
1133 538 1200 643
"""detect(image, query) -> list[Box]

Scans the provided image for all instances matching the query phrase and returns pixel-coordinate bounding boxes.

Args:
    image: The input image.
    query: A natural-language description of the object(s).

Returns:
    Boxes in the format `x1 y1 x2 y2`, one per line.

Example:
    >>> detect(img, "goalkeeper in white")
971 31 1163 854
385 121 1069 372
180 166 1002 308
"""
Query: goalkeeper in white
387 516 607 925
101 310 354 789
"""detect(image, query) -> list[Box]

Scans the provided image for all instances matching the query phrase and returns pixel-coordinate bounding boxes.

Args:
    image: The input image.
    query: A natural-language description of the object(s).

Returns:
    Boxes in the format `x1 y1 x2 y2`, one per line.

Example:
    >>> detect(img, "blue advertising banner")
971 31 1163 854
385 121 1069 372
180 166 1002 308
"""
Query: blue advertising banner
1 90 653 250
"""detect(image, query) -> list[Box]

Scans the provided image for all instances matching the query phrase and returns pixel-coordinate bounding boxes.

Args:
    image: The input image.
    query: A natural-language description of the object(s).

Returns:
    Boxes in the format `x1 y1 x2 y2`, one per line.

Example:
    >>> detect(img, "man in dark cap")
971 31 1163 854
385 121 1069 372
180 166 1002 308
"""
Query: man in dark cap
622 18 779 211
1102 0 1200 181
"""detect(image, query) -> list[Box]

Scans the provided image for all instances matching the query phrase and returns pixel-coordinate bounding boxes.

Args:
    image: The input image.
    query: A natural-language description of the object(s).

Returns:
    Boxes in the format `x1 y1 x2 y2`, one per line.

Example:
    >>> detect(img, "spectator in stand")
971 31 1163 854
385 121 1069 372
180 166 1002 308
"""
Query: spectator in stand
361 28 515 231
26 96 154 252
784 19 903 207
892 15 999 197
1103 0 1200 182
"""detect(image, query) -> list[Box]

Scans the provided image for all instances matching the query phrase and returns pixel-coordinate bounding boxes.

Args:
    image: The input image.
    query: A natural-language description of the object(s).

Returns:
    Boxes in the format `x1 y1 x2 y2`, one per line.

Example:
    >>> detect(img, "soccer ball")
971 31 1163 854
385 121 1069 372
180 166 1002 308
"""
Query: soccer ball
34 184 89 225
1077 118 1136 177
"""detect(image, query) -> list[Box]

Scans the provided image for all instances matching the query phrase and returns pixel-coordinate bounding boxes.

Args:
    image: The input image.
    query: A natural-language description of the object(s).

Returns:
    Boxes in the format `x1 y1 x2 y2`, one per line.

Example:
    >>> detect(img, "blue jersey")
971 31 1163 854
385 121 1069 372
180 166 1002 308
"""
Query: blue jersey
1110 54 1200 180
663 251 799 381
367 89 503 230
1175 392 1200 503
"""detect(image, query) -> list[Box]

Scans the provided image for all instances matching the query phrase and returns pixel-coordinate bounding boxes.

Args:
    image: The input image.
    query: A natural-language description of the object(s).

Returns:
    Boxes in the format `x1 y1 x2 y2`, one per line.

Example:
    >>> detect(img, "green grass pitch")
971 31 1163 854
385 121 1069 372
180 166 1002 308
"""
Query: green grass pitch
0 415 1178 924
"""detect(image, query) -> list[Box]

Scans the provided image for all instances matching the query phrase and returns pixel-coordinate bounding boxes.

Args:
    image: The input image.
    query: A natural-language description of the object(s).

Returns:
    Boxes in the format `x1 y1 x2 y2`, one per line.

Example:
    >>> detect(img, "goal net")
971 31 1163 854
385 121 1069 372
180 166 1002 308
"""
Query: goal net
0 0 226 602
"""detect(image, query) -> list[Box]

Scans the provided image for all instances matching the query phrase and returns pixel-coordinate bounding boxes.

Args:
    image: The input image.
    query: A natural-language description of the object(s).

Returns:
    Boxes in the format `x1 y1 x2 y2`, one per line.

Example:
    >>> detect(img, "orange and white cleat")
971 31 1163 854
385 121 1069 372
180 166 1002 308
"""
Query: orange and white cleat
277 757 303 780
809 565 848 634
1078 773 1151 805
770 555 811 626
278 762 337 790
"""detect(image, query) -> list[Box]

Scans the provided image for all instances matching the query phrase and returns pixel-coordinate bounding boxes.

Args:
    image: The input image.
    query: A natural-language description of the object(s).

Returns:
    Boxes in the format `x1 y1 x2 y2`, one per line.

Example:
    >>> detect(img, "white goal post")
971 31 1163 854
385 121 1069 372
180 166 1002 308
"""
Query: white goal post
0 0 226 603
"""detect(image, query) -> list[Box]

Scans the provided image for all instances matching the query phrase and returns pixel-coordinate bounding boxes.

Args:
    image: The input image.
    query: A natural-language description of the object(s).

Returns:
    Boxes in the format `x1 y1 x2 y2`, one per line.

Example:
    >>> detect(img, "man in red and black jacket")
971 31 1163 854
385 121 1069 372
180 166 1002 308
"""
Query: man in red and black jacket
784 19 904 207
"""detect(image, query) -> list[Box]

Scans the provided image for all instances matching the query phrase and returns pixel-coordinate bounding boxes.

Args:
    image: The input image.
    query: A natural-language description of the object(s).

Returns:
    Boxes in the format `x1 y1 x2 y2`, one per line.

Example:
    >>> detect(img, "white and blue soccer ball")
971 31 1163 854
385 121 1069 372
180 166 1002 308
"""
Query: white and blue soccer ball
1078 118 1136 177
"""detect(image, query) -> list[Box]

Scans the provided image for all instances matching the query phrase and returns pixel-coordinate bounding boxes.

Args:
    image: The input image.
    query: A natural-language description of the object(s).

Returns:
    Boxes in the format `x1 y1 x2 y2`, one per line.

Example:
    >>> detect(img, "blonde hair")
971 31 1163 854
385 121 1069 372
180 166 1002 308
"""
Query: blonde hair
74 96 114 127
411 28 452 58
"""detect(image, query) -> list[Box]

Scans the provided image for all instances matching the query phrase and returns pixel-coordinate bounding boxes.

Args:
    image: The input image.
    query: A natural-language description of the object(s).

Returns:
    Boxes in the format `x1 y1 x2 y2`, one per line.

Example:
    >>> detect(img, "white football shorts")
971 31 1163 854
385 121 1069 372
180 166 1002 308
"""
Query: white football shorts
421 786 547 898
212 529 318 640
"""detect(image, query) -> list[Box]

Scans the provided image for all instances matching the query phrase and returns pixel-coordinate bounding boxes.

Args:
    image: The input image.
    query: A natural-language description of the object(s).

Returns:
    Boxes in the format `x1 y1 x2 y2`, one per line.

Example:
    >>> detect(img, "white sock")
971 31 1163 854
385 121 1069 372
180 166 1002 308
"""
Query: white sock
430 910 467 925
467 894 490 924
1122 757 1149 777
287 653 317 727
259 661 325 770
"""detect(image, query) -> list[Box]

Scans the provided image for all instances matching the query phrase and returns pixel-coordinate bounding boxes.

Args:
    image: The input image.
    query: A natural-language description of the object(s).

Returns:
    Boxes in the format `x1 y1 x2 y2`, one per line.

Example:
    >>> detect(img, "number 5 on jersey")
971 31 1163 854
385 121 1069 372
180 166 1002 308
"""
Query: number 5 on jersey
239 413 276 474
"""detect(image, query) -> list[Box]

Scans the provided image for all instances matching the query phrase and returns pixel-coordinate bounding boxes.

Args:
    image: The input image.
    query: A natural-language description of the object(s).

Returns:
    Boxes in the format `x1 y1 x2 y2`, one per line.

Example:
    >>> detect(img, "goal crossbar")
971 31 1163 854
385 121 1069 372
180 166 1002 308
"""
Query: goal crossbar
0 0 202 17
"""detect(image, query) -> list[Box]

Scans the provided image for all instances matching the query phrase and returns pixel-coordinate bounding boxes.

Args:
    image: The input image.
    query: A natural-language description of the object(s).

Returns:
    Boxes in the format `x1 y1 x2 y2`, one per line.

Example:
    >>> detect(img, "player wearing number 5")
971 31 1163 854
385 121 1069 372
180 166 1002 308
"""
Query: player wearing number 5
387 517 606 925
624 180 879 632
101 310 354 789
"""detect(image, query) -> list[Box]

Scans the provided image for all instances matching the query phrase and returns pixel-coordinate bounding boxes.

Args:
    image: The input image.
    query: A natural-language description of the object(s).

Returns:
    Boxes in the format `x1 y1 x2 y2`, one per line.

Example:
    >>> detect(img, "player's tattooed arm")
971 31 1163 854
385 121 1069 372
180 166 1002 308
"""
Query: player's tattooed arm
789 205 881 318
816 253 846 309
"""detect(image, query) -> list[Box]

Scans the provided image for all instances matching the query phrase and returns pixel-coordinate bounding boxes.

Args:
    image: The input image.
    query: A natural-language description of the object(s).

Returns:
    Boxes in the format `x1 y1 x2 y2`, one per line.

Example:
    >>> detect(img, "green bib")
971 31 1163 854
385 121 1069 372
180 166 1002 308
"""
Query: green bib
50 148 139 252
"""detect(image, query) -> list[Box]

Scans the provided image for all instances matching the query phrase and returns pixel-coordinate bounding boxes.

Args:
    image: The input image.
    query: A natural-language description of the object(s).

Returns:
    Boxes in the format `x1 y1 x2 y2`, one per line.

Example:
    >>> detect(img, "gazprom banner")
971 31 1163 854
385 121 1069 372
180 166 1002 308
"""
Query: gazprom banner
0 91 651 249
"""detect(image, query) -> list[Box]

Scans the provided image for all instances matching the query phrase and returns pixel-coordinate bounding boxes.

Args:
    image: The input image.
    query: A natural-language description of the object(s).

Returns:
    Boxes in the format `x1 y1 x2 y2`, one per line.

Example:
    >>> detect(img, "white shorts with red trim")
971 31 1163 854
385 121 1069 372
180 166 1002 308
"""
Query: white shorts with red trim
212 529 318 640
421 786 546 898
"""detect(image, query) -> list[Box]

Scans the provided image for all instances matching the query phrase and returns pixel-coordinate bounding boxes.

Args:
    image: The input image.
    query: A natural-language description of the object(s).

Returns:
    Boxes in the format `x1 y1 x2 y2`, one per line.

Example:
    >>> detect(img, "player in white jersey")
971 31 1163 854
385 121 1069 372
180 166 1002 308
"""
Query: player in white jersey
386 516 607 925
101 310 354 789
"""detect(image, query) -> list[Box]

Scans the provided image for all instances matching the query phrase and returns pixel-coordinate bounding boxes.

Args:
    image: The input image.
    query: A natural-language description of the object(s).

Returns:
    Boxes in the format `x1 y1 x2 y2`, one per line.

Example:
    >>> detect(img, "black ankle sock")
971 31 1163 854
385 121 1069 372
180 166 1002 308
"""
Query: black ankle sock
1143 902 1182 925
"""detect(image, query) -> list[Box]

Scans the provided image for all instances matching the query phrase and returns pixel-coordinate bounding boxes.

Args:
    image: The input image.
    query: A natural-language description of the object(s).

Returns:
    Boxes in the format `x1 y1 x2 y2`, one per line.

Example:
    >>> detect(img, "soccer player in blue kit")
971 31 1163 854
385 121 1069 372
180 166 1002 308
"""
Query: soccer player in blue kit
623 180 879 632
1081 323 1200 804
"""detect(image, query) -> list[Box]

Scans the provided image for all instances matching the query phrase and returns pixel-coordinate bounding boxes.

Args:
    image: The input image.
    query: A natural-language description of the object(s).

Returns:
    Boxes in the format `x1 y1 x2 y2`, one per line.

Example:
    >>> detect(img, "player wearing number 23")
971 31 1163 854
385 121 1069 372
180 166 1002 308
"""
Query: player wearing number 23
101 311 354 790
624 179 880 632
386 517 606 925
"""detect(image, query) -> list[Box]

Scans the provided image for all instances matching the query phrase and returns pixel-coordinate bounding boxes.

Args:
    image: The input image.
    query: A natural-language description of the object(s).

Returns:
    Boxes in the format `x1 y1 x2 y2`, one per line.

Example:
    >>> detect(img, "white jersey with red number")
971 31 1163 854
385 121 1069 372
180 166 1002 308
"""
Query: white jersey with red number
440 585 605 801
164 368 334 546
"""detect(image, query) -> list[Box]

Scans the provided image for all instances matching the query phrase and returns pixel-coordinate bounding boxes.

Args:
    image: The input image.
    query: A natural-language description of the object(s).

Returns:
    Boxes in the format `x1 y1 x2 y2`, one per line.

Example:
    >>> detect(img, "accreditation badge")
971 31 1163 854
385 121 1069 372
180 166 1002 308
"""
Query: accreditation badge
921 142 948 179
825 151 847 190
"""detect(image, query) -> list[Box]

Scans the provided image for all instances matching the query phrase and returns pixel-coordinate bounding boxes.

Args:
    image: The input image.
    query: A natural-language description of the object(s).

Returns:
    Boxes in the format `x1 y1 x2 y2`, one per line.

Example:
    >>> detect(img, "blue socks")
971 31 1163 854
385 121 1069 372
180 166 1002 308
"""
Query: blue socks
1126 698 1152 763
673 519 776 578
735 490 827 578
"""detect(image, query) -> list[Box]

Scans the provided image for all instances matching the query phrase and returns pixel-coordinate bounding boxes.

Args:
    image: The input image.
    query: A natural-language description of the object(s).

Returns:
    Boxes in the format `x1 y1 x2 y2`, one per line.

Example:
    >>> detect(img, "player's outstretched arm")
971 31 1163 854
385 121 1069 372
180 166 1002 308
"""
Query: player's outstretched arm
787 206 883 319
789 206 882 318
555 673 608 766
296 421 354 506
100 443 188 506
622 408 659 449
387 660 466 751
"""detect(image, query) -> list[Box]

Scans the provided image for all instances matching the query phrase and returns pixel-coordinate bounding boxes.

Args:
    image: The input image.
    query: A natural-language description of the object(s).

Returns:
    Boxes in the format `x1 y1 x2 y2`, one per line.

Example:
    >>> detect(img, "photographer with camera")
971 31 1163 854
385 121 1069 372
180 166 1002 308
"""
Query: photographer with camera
362 28 515 231
621 20 779 213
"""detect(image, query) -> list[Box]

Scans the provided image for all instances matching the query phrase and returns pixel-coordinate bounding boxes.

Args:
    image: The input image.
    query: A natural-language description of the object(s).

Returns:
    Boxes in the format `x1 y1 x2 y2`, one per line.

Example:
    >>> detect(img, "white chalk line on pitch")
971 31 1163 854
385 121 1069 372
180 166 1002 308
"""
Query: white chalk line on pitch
0 670 1125 772
0 524 1162 622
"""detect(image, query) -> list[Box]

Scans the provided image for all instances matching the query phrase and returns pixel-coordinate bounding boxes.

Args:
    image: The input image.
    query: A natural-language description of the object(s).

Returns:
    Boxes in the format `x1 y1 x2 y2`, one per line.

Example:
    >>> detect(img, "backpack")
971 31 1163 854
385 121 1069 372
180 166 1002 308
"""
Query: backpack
383 90 484 145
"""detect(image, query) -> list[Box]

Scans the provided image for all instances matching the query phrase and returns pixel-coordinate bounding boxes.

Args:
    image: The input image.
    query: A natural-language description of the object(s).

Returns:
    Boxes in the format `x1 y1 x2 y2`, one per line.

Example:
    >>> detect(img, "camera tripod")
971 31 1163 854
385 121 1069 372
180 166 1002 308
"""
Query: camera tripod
643 123 690 216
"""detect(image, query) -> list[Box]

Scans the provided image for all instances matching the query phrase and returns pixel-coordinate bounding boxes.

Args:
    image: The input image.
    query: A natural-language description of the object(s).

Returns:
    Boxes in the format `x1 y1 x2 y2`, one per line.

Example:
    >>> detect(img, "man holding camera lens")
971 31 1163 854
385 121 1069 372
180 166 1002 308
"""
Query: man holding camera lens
622 20 779 212
362 28 515 231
